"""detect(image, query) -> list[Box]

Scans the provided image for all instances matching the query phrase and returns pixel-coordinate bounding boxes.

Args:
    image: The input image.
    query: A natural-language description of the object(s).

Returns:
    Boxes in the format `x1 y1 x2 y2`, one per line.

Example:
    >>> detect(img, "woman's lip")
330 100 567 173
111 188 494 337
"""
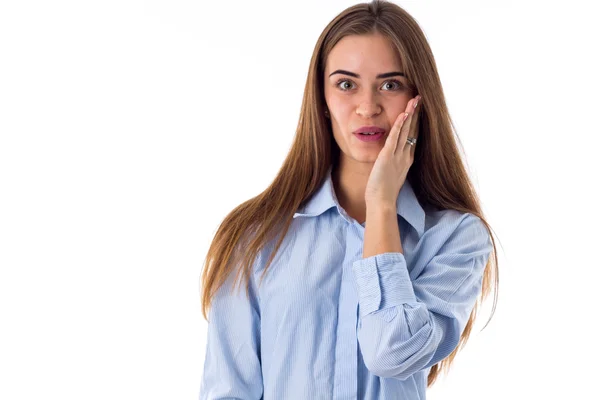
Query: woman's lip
354 132 385 142
353 126 386 134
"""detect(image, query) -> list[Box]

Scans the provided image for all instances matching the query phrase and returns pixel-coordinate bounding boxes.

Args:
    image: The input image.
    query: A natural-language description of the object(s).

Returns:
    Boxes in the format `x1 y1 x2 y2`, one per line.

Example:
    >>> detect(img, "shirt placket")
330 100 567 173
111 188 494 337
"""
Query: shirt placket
332 225 361 400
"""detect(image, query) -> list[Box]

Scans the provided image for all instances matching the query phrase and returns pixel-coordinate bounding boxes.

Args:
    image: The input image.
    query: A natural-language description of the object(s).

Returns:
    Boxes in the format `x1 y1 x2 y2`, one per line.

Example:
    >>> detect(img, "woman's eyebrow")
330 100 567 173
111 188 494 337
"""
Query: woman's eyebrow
328 69 405 79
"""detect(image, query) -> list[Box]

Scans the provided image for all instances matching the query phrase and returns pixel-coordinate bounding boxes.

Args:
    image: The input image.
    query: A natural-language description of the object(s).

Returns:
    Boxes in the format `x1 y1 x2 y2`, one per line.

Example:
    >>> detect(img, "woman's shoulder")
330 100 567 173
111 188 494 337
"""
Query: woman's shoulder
423 205 485 236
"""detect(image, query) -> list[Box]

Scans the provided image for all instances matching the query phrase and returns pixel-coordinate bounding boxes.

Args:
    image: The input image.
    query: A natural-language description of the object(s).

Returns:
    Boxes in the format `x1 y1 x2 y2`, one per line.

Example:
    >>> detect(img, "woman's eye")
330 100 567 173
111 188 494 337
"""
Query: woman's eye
382 79 403 91
336 79 354 91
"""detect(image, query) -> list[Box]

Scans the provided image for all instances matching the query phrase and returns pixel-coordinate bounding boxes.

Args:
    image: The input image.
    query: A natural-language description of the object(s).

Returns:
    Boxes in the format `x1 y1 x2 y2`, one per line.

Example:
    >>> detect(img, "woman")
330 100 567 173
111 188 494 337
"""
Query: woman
199 1 499 398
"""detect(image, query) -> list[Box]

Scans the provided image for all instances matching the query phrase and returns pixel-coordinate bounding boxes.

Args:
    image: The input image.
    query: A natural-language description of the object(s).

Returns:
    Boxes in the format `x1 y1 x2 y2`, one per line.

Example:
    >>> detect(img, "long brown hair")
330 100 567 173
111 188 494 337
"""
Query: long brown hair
200 0 500 387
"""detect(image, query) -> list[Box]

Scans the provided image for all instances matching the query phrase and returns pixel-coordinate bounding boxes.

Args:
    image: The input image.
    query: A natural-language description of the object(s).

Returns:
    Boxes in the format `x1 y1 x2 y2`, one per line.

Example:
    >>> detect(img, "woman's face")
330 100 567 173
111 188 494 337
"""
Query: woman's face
324 33 413 164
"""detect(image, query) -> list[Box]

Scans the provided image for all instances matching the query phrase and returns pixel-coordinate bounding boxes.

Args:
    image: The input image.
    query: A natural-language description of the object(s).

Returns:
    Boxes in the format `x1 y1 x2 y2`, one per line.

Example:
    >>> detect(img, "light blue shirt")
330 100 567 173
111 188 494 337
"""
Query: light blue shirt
200 166 493 399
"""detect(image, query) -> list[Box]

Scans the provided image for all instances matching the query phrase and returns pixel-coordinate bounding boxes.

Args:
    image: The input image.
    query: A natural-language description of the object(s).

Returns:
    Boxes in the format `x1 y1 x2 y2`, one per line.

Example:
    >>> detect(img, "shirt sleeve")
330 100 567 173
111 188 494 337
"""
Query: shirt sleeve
199 262 263 399
351 212 493 380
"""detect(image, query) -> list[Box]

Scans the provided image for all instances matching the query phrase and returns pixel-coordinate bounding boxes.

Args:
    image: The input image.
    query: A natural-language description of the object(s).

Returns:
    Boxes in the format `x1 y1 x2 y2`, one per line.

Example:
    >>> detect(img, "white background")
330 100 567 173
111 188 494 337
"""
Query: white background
1 1 598 399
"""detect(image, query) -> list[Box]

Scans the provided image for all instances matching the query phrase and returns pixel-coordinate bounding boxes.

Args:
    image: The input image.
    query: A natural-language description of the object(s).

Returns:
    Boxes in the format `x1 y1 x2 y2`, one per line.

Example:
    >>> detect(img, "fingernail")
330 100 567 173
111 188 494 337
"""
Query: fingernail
413 97 420 109
403 112 409 121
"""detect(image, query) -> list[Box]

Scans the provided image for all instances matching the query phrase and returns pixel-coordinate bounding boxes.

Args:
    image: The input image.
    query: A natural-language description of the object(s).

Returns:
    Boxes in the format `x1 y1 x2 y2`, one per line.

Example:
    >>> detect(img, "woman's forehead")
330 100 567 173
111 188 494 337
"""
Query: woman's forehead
325 34 403 75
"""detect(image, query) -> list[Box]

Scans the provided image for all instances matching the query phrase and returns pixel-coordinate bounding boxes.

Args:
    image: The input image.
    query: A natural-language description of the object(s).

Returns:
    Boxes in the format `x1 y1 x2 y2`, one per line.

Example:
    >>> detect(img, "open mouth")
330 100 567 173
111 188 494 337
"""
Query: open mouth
354 132 385 141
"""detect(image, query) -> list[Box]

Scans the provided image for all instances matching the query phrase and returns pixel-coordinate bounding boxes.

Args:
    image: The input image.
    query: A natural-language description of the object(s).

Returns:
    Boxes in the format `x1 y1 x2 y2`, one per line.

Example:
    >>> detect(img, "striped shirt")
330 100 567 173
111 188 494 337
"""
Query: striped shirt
200 165 493 399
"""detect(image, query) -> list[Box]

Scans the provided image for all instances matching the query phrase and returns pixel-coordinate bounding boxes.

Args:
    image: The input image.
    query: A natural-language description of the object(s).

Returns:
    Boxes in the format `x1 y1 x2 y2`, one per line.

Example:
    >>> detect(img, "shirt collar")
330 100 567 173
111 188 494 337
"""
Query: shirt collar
293 165 426 237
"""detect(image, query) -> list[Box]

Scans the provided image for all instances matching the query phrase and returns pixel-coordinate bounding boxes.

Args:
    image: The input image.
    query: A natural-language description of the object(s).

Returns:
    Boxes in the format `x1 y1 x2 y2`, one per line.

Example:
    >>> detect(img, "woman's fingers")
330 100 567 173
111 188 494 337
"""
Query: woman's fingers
391 110 410 155
407 96 421 158
391 95 420 156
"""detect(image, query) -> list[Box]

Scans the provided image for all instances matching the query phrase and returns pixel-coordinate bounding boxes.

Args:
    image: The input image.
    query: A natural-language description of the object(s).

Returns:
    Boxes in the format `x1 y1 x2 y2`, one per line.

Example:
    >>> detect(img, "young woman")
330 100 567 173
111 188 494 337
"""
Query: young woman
199 1 499 398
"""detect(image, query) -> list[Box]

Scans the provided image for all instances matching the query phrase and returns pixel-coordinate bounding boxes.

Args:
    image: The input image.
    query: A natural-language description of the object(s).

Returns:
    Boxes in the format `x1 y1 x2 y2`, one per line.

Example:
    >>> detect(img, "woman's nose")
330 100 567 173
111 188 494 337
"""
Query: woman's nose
355 103 382 118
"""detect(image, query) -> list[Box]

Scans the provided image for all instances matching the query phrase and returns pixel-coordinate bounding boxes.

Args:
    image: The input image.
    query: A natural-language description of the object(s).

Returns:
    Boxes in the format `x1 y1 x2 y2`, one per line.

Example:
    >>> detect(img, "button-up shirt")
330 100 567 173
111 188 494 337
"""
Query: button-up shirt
200 165 493 399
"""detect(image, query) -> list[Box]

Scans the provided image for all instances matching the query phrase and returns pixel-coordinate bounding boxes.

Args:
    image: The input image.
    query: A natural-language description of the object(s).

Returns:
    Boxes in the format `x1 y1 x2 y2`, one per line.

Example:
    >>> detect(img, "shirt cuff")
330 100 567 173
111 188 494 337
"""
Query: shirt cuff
351 252 417 318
